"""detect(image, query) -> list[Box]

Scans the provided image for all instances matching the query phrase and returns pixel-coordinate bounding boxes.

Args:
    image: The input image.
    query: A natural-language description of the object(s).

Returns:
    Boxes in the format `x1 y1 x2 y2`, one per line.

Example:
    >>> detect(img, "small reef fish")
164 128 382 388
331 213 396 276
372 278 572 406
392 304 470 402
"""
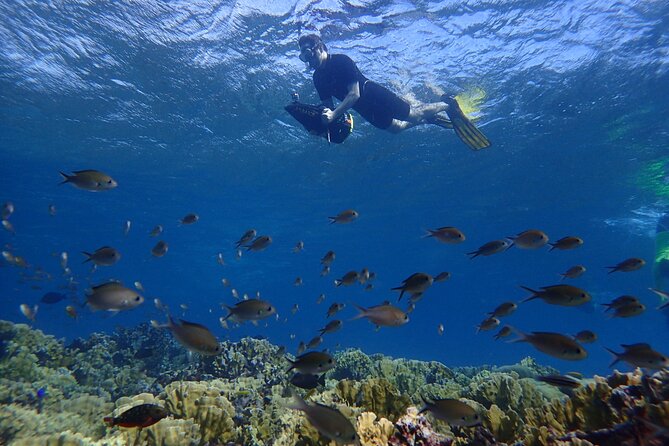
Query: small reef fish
103 404 169 428
86 281 144 312
221 278 230 287
352 303 409 328
151 316 221 355
59 170 117 191
467 239 511 259
321 250 336 266
316 293 326 304
648 288 669 310
320 266 330 276
328 209 358 224
179 213 198 225
20 304 38 322
392 272 433 301
235 229 256 248
82 246 121 266
476 317 500 333
319 319 342 335
520 285 591 306
494 326 512 340
605 343 669 370
222 299 276 323
151 241 168 257
423 226 466 244
419 398 481 427
573 330 597 343
293 241 304 253
326 303 345 318
2 220 15 234
48 204 57 216
559 265 586 280
365 283 374 291
509 328 587 361
216 253 225 266
549 236 583 251
122 220 131 236
245 235 272 252
306 336 323 349
40 292 66 304
290 373 325 389
154 298 168 312
287 351 336 374
434 272 451 282
487 302 517 318
236 249 242 259
296 341 306 355
606 257 645 274
65 305 78 319
608 302 646 318
535 374 582 389
602 295 640 311
134 281 144 292
437 324 444 336
287 390 358 445
334 271 359 287
294 277 303 287
509 229 549 249
1 201 14 219
358 268 371 284
35 387 46 413
291 304 299 314
149 225 163 237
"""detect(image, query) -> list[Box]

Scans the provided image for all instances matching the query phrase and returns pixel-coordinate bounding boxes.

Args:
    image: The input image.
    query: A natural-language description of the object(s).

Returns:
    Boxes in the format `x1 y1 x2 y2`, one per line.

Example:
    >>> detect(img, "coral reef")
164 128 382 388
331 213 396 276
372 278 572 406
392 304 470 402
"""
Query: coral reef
336 378 411 420
1 320 669 446
356 411 394 446
389 406 453 446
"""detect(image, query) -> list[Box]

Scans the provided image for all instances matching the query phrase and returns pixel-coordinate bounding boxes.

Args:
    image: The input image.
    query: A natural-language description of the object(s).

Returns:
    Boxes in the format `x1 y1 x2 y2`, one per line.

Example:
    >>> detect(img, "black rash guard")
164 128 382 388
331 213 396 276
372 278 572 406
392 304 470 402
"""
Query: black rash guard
313 54 410 129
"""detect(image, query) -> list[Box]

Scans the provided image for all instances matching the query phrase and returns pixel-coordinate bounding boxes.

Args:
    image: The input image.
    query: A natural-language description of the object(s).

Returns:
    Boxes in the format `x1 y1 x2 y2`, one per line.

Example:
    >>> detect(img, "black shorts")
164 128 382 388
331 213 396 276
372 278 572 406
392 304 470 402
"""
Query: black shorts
353 81 411 129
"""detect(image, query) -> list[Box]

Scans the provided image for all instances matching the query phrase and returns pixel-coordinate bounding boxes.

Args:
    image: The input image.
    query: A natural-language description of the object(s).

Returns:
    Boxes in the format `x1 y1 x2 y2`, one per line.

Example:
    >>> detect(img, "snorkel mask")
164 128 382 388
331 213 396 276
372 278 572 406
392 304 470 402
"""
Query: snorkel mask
299 45 316 63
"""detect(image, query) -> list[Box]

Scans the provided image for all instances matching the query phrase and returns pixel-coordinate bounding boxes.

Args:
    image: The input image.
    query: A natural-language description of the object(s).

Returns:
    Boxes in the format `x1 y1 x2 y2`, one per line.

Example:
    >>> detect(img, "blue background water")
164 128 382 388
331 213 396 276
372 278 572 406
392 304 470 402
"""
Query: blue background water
1 0 668 377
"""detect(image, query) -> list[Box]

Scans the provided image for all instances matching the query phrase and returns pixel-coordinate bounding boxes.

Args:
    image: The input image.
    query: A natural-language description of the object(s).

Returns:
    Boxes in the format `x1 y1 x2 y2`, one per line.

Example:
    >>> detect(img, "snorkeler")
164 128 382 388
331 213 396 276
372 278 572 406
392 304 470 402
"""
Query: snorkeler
296 34 491 150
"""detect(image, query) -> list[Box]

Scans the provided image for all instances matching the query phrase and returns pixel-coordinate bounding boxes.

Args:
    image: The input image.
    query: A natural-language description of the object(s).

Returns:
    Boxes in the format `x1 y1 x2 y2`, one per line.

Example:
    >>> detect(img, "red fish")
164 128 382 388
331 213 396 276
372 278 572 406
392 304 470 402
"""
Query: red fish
103 404 168 428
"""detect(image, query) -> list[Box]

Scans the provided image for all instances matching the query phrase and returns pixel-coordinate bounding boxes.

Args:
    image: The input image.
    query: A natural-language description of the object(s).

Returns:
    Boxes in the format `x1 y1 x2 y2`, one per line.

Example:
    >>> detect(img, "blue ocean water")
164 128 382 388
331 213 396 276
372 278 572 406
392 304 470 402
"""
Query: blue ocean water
1 0 668 378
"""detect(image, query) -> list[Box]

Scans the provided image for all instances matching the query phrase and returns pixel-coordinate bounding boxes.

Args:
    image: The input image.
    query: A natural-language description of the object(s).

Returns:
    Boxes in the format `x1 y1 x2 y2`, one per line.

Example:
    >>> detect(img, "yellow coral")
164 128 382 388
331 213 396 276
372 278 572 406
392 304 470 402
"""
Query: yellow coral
161 380 236 443
356 412 394 446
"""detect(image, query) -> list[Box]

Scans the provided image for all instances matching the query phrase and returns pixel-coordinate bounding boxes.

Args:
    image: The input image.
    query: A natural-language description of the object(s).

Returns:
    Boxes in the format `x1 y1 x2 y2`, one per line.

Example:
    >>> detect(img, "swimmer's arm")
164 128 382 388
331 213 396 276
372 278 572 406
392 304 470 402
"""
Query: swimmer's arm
328 81 360 121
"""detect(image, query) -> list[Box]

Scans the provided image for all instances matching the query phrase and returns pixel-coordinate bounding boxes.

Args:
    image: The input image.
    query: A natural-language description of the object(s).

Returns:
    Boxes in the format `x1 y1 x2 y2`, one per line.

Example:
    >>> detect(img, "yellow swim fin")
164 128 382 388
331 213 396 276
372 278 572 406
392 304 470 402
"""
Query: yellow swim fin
442 95 491 150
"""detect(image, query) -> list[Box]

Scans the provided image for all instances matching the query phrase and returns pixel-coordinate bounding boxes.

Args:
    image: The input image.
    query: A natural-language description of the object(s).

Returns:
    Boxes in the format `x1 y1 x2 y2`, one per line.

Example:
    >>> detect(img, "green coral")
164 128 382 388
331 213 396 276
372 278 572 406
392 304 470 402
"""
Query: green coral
331 349 455 400
336 378 411 420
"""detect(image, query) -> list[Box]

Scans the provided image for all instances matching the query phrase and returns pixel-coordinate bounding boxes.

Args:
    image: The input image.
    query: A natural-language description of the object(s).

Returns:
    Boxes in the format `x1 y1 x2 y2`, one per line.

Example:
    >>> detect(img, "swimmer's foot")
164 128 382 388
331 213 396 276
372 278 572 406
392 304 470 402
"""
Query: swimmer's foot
441 94 491 150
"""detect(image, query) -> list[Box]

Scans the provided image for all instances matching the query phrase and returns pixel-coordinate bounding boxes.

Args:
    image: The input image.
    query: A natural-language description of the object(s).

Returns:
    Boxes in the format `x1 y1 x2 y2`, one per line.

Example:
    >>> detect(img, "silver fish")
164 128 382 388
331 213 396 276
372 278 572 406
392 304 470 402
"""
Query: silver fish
392 272 433 301
59 170 117 191
352 303 409 328
328 209 358 224
86 281 144 312
151 316 221 355
420 398 481 427
245 235 272 252
222 299 276 323
235 229 256 248
287 390 358 445
82 246 121 266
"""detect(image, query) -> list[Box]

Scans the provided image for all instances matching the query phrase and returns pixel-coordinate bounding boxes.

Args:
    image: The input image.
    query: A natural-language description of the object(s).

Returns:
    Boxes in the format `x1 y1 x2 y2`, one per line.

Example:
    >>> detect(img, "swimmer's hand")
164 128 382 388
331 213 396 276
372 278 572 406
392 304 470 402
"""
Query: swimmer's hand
321 108 335 124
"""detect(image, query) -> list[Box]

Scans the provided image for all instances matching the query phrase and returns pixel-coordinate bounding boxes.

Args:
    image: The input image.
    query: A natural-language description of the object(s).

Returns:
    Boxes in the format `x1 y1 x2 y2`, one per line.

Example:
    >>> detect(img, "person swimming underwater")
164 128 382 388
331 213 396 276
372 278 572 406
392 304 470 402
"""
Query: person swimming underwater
297 34 491 150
